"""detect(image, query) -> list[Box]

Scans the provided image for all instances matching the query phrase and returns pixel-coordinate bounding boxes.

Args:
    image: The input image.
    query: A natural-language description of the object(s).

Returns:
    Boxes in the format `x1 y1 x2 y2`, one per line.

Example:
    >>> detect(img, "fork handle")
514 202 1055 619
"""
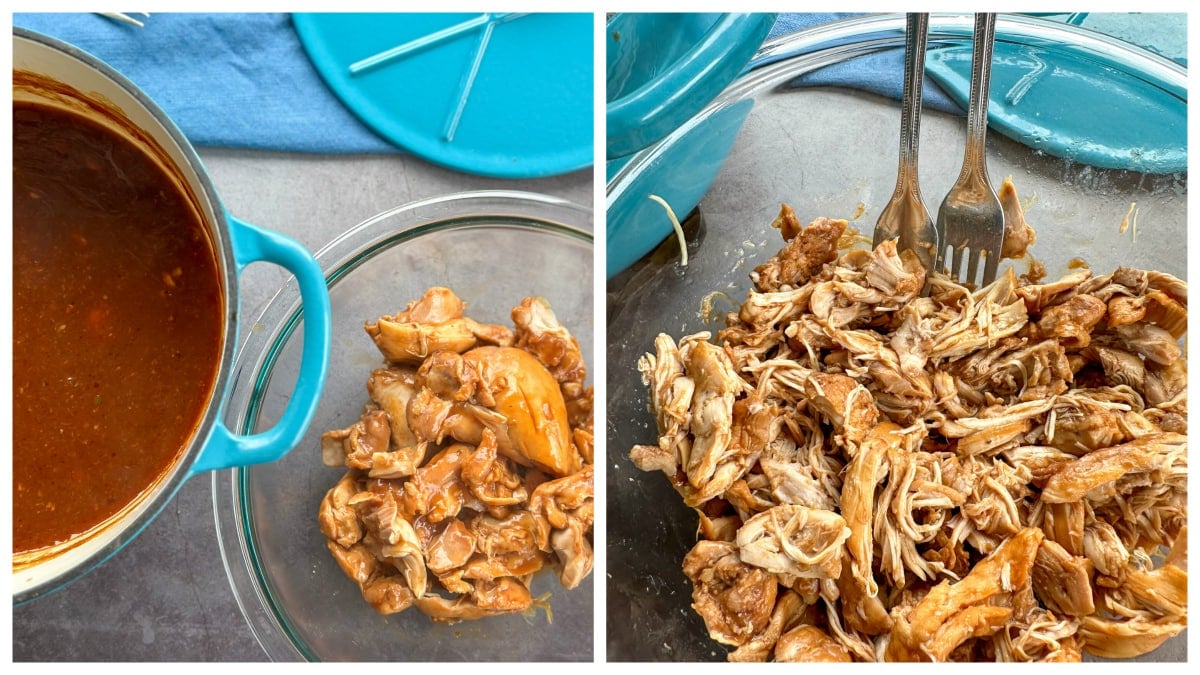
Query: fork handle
962 13 996 173
896 13 929 189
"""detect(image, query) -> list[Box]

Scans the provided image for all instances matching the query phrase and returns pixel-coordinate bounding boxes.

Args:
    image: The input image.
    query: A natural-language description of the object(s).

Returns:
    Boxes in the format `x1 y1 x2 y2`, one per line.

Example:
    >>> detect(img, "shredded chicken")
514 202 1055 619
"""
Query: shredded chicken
320 288 593 622
631 202 1187 661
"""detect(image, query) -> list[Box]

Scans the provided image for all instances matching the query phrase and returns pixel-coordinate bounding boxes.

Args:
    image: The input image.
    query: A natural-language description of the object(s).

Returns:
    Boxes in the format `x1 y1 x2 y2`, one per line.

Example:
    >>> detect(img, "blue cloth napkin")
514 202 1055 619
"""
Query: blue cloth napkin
13 12 398 153
767 13 964 115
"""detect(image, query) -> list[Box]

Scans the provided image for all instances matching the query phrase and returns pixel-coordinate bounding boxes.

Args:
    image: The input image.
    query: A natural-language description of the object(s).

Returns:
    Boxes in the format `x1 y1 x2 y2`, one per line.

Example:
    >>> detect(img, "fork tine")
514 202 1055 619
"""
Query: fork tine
948 245 963 281
982 247 1000 286
966 248 981 287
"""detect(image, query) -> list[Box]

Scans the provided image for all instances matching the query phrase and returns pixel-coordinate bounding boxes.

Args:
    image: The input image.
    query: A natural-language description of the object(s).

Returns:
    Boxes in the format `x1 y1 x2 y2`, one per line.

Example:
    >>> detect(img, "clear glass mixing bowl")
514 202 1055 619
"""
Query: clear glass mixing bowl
215 191 594 661
606 13 1185 662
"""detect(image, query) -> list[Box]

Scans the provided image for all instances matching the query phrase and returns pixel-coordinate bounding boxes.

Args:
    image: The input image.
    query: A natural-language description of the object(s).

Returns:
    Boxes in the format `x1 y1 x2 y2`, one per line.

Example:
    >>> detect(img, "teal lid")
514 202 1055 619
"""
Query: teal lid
294 12 593 179
926 28 1186 174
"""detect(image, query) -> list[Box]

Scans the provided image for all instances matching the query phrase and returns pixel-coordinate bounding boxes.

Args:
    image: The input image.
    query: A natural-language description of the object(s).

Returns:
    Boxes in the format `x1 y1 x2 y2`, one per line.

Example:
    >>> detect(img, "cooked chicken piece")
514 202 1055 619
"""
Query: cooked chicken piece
529 465 593 542
1041 433 1182 503
841 422 899 596
684 340 741 490
466 510 548 580
469 576 534 614
959 457 1032 540
1015 266 1093 313
638 332 695 455
770 200 804 240
774 624 853 662
628 442 677 477
326 539 379 586
803 372 878 447
722 286 814 362
317 472 364 547
759 457 839 512
1111 562 1188 618
1106 294 1147 328
1033 501 1085 555
400 443 471 522
862 238 926 303
548 524 593 590
364 287 512 364
724 477 774 520
928 269 1029 361
999 445 1075 485
411 346 580 476
878 447 967 586
998 176 1037 259
1092 346 1145 391
1143 358 1187 408
1141 290 1187 339
727 590 807 662
511 296 587 393
887 528 1043 661
528 464 594 589
751 214 846 292
735 504 850 579
993 606 1081 662
1082 520 1129 580
460 428 528 517
368 442 429 479
425 518 475 575
1096 322 1181 366
696 510 741 542
1078 614 1187 659
361 575 416 615
351 490 428 597
835 561 892 636
414 593 498 623
683 539 779 647
572 427 594 465
367 367 420 449
321 407 391 470
1032 539 1095 616
639 337 763 508
1037 294 1107 349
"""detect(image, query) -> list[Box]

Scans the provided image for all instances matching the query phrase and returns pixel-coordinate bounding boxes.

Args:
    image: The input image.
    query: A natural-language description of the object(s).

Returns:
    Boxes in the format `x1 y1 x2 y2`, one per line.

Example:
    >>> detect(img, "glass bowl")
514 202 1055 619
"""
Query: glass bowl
606 14 1186 662
214 191 594 661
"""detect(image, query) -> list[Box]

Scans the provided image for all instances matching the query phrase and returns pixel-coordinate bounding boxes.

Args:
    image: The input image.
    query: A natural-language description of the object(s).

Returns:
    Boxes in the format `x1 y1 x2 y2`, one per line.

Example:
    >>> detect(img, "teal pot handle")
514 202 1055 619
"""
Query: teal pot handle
188 215 332 475
606 13 776 160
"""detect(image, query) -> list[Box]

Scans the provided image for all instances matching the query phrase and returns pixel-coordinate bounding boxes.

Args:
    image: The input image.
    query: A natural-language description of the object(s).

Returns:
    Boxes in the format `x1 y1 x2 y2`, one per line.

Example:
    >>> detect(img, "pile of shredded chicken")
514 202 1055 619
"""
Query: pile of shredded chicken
631 182 1187 661
319 287 594 622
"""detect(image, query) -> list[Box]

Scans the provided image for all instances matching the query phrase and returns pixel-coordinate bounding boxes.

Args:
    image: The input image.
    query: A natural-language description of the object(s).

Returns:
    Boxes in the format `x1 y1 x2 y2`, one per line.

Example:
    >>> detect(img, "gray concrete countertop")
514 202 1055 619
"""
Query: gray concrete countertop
11 148 593 662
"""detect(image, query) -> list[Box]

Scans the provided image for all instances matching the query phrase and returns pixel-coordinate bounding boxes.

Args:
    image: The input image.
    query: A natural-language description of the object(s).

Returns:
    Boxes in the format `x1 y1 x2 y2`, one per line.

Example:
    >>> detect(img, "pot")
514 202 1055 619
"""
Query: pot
12 27 333 604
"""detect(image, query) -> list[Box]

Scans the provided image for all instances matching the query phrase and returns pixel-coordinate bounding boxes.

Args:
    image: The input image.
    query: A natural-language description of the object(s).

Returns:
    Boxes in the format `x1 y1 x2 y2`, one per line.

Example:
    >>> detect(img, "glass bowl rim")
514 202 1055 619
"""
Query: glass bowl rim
607 11 1187 197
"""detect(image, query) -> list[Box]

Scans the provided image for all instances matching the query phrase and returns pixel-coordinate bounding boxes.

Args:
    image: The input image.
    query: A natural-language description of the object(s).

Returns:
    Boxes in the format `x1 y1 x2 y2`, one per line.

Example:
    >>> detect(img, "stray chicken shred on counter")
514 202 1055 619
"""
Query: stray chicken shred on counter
319 287 594 622
630 178 1187 662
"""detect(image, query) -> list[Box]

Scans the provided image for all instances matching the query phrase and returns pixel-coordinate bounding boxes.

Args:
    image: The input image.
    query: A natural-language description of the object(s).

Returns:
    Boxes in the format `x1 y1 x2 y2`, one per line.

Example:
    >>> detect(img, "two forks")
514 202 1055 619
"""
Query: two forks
874 13 1005 288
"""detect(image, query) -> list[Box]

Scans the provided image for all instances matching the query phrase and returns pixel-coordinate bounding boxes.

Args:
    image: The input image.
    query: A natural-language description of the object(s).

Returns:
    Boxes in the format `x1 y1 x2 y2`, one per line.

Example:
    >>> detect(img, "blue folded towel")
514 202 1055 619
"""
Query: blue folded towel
13 12 398 153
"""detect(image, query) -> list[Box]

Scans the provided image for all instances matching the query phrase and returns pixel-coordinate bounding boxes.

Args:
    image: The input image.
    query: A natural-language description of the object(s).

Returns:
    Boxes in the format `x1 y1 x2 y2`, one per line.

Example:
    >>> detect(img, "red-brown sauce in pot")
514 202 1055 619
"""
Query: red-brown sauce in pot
12 101 224 555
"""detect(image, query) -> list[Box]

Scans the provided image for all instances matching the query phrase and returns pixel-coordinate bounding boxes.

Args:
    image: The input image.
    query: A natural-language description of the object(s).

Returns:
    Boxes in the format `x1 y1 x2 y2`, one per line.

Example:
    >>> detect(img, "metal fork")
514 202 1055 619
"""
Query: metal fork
934 13 1005 287
873 13 937 271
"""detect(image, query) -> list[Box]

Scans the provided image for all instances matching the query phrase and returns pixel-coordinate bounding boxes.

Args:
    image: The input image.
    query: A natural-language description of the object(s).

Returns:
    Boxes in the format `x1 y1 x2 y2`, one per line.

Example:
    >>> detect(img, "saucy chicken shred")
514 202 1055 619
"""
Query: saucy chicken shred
630 187 1187 661
320 288 594 622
